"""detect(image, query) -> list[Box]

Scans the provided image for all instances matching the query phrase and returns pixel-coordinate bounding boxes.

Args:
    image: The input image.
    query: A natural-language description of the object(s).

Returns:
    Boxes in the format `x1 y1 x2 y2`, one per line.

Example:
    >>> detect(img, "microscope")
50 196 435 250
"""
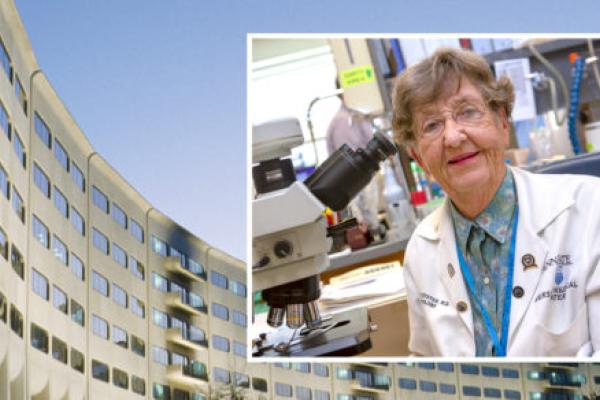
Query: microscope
251 117 397 357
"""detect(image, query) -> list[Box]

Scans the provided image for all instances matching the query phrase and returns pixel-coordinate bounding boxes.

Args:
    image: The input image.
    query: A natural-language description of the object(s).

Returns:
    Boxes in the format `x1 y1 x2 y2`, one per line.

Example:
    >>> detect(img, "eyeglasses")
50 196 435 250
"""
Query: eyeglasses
416 101 489 141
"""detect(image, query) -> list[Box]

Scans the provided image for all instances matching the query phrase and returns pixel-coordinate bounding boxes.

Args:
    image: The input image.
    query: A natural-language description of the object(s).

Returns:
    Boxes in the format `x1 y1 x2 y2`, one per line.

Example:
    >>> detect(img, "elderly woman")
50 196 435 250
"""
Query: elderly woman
392 47 600 356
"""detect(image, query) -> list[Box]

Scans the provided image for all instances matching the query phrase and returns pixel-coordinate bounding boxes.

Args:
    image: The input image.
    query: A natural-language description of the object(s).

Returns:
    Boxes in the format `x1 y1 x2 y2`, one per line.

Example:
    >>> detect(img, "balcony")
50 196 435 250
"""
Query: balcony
352 362 389 369
350 381 389 394
164 256 206 283
166 292 207 317
167 362 209 393
167 328 208 353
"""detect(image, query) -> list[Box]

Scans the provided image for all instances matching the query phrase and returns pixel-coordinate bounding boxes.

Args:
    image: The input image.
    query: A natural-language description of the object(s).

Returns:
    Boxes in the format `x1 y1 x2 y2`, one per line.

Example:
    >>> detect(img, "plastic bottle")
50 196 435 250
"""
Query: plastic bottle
383 161 415 240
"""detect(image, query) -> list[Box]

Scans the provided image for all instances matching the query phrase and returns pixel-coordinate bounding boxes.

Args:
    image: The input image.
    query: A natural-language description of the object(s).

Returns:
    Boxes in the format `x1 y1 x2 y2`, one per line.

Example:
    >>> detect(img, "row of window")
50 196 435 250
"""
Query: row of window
30 267 85 326
0 162 25 223
33 163 85 235
0 291 23 339
30 322 85 374
209 270 247 298
0 227 25 279
31 215 85 281
92 185 144 243
0 35 28 115
336 368 390 390
91 314 145 357
91 269 145 317
152 307 207 346
91 359 146 396
274 383 331 400
34 112 85 191
152 271 207 313
397 377 521 399
274 362 330 377
402 362 520 378
151 235 206 280
91 226 145 280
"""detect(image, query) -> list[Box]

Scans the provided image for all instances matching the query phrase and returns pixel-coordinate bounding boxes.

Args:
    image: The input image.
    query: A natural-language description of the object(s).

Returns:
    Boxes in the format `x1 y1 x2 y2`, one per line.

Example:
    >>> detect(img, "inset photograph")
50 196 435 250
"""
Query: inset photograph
250 36 600 358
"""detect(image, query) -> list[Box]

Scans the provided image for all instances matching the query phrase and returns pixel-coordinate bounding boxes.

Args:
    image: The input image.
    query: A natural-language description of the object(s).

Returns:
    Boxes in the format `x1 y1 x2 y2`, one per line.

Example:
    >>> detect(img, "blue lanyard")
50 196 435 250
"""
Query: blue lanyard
454 207 519 357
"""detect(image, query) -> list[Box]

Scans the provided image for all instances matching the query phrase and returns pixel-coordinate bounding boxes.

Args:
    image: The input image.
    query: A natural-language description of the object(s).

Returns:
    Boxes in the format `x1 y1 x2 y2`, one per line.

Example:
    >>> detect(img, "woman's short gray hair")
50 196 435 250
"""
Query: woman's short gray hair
391 47 515 146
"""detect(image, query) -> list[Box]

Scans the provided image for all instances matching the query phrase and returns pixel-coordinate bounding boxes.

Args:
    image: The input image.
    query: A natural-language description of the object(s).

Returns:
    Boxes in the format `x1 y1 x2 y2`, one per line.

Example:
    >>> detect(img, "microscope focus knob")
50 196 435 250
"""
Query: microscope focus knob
274 240 293 258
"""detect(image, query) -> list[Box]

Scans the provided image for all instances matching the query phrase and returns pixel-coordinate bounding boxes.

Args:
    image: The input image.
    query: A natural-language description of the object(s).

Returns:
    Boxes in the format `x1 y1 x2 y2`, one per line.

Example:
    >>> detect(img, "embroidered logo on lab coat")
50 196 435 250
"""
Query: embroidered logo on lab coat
545 254 573 285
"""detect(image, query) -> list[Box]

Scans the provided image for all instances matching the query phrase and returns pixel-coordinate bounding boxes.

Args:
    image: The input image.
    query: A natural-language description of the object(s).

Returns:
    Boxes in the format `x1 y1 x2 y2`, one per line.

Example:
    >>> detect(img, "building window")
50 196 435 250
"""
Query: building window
34 112 51 148
232 310 247 327
296 386 312 400
52 336 68 364
211 303 228 321
418 362 435 370
294 364 309 374
212 335 230 352
52 235 68 265
153 383 171 400
399 378 417 390
275 382 293 397
210 271 228 289
0 164 8 202
0 101 9 141
92 186 109 213
214 367 230 384
463 386 482 397
152 345 169 365
13 131 26 168
112 243 127 268
188 258 206 280
70 253 85 281
71 299 84 327
70 207 85 236
11 244 24 279
10 305 22 337
52 285 68 314
53 186 68 218
113 325 128 349
53 138 70 171
32 214 49 248
92 359 109 382
440 383 456 394
253 377 268 393
0 38 11 82
71 347 84 373
152 272 169 292
420 380 437 393
482 366 500 377
131 257 145 280
152 308 169 329
438 363 454 372
461 364 479 375
31 323 48 353
313 363 329 377
112 202 128 228
32 268 49 300
33 163 50 197
131 296 145 318
151 235 168 256
130 219 144 243
92 314 109 339
71 162 85 192
131 335 145 357
92 228 109 254
112 368 129 390
233 341 246 358
132 375 146 395
0 227 7 260
230 280 246 297
170 351 188 366
504 389 521 399
0 292 5 324
315 390 330 400
92 270 109 296
234 372 249 388
14 74 27 115
112 283 128 308
12 186 24 222
503 368 520 379
484 388 502 398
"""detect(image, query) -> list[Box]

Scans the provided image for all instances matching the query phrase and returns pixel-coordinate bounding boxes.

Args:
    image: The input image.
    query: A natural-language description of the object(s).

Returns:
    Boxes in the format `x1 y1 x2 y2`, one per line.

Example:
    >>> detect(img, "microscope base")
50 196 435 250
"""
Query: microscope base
252 307 372 357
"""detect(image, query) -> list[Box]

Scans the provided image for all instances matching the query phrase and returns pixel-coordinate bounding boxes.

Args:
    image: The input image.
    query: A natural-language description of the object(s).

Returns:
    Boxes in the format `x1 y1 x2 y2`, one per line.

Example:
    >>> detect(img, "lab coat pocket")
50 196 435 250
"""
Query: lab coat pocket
535 305 589 356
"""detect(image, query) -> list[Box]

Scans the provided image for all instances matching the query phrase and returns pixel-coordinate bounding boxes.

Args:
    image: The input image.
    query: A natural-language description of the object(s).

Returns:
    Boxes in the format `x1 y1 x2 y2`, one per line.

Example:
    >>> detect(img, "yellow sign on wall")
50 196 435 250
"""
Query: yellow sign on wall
340 65 375 88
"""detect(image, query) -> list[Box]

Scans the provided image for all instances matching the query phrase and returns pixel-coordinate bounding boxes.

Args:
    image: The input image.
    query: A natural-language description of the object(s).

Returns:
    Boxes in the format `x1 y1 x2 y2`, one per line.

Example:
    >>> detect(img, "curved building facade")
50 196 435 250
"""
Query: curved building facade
0 2 254 399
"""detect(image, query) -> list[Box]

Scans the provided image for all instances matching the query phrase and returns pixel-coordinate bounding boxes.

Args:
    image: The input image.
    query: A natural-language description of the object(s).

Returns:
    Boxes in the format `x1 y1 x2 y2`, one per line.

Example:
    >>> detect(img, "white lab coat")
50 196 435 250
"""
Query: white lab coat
404 166 600 356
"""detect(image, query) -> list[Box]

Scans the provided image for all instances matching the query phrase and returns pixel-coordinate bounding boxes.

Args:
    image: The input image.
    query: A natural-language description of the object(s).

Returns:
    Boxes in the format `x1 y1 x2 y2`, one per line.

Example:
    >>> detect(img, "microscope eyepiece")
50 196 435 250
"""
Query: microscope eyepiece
304 132 398 211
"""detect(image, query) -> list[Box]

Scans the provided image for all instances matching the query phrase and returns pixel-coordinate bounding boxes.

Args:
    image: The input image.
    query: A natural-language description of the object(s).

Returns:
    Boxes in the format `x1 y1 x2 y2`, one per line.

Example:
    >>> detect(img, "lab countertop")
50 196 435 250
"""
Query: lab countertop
327 237 409 271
